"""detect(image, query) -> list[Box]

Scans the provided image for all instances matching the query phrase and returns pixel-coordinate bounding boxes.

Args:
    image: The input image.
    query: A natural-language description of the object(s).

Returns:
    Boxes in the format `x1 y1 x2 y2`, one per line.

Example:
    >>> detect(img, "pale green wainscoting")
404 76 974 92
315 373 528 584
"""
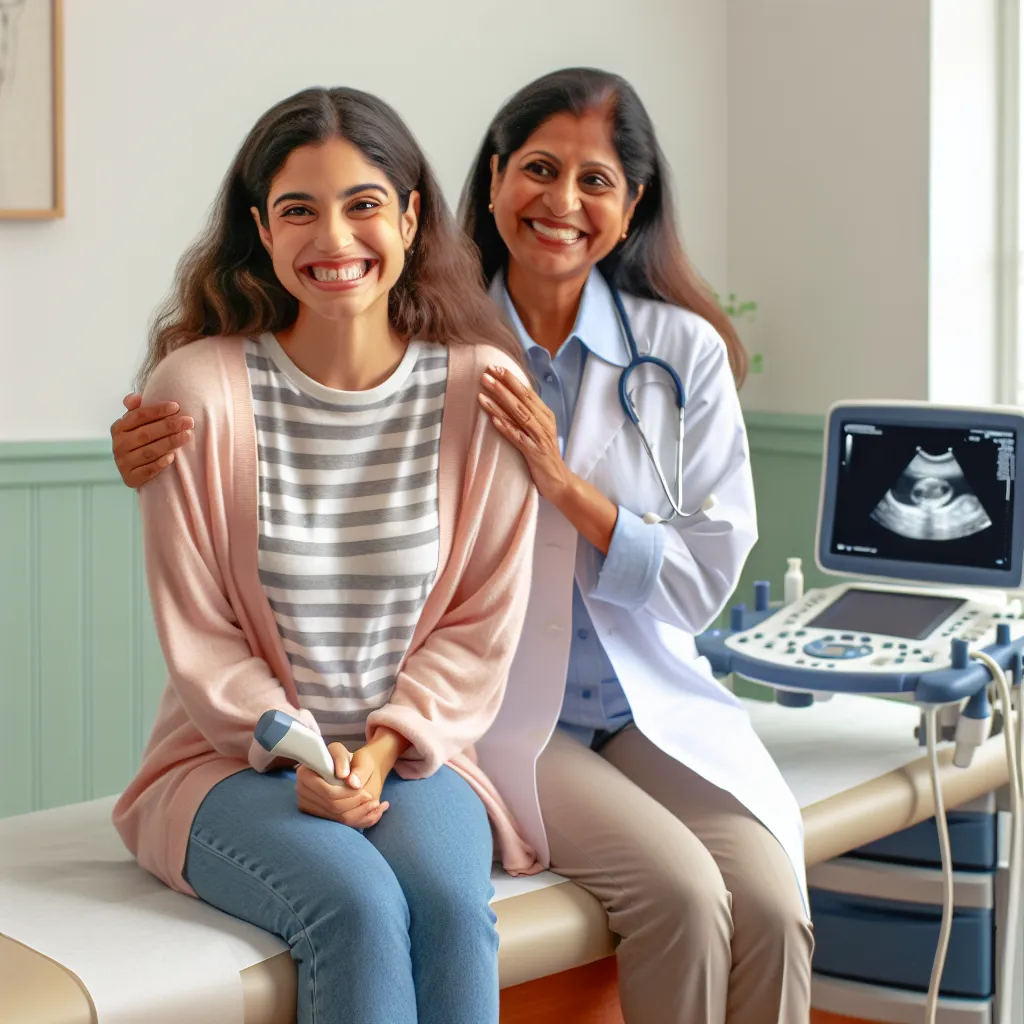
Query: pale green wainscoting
734 411 832 605
0 412 826 819
727 412 829 701
0 442 166 819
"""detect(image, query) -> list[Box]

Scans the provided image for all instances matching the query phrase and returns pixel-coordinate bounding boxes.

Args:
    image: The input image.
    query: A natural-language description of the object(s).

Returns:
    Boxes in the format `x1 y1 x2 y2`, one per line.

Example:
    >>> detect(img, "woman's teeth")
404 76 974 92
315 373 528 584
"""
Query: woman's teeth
310 261 371 282
529 221 583 243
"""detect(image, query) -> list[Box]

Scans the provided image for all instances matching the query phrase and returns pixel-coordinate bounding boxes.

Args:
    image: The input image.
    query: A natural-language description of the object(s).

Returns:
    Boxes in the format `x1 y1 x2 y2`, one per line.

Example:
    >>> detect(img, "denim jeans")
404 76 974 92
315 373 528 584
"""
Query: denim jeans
183 765 498 1024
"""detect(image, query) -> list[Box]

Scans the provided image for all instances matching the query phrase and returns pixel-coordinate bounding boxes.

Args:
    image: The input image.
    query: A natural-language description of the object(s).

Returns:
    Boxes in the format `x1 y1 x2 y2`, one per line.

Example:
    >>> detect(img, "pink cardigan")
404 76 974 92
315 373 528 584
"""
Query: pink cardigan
112 336 542 895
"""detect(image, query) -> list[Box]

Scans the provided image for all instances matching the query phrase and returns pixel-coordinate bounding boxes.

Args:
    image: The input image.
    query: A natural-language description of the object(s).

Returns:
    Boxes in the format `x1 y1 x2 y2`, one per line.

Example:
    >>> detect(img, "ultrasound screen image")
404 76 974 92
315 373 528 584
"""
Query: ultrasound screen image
870 449 992 541
830 422 1016 573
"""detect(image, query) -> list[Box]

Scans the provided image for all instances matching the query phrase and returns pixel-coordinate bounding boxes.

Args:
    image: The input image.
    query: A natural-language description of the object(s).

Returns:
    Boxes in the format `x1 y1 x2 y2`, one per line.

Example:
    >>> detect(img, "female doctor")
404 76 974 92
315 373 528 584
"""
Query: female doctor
109 68 812 1024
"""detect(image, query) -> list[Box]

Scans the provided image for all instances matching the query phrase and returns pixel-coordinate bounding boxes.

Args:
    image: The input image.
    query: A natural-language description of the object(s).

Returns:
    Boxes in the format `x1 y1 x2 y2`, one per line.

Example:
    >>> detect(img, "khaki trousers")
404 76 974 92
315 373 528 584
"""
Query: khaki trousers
536 725 813 1024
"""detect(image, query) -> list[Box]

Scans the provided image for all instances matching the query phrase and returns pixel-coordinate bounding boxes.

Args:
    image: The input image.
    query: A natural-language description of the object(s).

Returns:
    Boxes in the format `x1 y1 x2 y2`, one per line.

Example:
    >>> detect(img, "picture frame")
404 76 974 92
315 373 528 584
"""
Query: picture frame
0 0 64 219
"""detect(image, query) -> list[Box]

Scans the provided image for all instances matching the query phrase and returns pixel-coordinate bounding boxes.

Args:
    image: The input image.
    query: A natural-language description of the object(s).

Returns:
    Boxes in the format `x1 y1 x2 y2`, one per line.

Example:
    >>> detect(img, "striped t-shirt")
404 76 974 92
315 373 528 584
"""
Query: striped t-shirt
245 333 447 742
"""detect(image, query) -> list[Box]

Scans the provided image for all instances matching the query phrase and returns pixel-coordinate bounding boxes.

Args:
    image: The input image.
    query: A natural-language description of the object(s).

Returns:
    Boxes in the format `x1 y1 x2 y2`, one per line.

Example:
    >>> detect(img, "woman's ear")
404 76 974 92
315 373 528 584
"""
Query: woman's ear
622 183 645 237
401 190 421 251
250 207 273 256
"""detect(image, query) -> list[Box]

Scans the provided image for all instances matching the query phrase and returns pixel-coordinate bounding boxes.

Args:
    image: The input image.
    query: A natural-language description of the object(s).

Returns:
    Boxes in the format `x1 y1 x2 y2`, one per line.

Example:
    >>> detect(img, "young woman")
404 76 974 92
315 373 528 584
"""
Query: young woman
110 85 541 1024
112 70 812 1024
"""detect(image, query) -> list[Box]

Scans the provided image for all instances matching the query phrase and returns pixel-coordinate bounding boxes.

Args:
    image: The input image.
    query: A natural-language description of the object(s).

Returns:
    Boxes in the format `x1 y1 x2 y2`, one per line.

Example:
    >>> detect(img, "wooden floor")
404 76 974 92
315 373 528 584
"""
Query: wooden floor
499 959 883 1024
500 957 623 1024
809 1014 881 1024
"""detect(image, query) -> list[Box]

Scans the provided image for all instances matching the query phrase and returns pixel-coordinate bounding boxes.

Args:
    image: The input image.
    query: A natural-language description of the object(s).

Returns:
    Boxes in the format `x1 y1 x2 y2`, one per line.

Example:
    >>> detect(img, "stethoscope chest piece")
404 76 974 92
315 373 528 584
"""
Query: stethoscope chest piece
642 494 717 525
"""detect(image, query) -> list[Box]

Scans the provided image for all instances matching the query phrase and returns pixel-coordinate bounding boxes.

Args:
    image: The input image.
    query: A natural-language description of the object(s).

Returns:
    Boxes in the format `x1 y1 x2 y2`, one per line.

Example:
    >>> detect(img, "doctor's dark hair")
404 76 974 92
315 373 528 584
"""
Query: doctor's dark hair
138 86 521 387
459 67 748 386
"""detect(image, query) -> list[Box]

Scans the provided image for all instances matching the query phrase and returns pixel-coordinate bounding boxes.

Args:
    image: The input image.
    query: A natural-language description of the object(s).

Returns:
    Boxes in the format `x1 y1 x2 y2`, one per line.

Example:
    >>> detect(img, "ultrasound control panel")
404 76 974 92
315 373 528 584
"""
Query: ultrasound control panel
722 584 1024 678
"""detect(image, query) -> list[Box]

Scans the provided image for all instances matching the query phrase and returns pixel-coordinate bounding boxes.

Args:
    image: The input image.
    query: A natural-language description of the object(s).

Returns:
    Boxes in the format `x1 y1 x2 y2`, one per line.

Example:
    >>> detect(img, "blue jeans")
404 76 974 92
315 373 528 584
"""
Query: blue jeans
184 766 498 1024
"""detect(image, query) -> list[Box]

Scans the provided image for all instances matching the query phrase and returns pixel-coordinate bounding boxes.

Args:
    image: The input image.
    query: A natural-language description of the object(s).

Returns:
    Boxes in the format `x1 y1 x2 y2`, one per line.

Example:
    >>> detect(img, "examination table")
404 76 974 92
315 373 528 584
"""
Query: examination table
0 695 1013 1024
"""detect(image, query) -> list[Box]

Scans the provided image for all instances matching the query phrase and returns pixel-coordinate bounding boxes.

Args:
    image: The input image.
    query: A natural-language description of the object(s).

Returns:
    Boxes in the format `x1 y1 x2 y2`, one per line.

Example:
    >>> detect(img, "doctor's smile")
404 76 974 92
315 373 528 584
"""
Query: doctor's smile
523 216 587 246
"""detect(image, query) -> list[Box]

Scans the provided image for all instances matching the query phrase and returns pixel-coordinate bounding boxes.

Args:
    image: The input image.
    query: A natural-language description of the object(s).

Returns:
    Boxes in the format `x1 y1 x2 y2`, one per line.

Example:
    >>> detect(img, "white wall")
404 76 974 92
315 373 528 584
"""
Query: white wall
0 0 728 441
728 0 933 415
727 0 1003 416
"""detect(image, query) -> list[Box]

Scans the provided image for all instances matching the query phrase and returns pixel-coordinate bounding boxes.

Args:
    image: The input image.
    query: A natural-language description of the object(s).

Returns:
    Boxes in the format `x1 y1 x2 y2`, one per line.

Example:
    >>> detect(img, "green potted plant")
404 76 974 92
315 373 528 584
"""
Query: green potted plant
714 291 763 374
716 290 765 374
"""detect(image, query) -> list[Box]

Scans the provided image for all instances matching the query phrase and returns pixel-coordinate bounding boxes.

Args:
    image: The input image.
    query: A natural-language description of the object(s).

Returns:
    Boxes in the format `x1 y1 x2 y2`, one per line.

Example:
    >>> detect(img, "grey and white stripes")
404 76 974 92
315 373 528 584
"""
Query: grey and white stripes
246 334 447 740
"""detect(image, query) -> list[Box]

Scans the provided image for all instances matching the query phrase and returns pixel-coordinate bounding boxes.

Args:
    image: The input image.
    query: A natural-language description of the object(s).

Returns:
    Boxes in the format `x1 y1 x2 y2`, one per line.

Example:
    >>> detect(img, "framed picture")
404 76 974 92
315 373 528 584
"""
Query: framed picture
0 0 63 219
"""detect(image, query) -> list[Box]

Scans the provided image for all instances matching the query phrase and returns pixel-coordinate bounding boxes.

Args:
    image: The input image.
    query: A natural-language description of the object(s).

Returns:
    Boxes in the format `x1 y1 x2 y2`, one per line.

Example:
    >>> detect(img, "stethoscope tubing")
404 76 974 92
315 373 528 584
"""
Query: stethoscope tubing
610 286 694 521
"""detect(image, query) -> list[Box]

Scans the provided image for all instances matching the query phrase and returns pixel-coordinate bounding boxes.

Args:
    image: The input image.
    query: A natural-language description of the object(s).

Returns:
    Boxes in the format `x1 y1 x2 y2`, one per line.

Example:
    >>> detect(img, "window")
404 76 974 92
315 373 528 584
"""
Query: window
1005 0 1024 404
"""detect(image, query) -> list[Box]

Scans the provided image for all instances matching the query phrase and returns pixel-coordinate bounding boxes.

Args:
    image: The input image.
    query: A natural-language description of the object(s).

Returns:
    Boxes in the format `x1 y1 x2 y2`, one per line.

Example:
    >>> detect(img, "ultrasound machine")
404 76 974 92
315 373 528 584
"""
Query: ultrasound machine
696 401 1024 1024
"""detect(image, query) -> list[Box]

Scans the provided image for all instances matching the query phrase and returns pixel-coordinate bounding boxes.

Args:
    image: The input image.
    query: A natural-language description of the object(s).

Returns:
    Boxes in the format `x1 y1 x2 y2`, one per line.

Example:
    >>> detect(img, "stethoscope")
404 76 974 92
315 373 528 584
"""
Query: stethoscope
610 286 716 524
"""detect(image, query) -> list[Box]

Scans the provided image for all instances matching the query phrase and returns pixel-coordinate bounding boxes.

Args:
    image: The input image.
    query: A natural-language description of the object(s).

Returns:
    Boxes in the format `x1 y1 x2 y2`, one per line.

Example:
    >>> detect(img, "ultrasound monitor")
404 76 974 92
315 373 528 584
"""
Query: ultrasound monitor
816 402 1024 588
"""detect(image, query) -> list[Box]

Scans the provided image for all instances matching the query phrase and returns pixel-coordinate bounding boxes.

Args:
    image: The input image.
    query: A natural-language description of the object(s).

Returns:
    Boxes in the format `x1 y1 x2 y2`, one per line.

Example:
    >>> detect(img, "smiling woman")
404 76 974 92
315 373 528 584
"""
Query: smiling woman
109 85 540 1024
136 86 523 391
460 69 746 384
249 138 418 390
267 177 399 289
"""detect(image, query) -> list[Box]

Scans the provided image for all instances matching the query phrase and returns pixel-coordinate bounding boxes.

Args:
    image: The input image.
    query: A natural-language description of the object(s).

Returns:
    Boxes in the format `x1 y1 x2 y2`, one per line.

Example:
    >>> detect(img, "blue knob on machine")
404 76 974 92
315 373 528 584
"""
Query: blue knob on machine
997 622 1012 646
754 580 770 612
951 637 969 670
731 604 747 632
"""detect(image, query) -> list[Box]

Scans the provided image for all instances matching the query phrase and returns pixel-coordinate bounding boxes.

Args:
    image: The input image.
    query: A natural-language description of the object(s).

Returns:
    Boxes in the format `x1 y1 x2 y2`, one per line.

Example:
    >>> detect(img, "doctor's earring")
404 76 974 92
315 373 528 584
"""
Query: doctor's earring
488 202 495 213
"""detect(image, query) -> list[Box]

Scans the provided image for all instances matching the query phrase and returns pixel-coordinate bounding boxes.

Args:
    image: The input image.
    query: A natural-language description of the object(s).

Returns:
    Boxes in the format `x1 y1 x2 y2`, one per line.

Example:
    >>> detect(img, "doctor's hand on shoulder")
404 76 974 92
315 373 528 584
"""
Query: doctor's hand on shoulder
111 393 193 487
478 363 620 556
479 364 568 501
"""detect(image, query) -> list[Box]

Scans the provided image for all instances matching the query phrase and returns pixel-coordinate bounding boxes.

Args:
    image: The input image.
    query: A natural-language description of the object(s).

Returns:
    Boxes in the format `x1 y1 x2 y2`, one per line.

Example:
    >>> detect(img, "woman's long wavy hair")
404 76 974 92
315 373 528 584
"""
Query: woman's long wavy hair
458 67 748 386
138 86 522 389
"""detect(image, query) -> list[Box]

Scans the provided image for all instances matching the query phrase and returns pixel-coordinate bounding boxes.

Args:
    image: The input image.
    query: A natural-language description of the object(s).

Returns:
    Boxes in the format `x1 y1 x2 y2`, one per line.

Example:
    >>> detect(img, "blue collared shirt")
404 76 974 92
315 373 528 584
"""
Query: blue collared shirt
497 269 667 746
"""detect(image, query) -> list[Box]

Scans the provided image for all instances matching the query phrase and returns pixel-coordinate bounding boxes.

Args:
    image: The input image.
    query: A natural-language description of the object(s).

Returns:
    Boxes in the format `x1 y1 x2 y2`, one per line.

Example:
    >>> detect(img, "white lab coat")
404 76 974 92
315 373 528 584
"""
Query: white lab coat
476 284 809 911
